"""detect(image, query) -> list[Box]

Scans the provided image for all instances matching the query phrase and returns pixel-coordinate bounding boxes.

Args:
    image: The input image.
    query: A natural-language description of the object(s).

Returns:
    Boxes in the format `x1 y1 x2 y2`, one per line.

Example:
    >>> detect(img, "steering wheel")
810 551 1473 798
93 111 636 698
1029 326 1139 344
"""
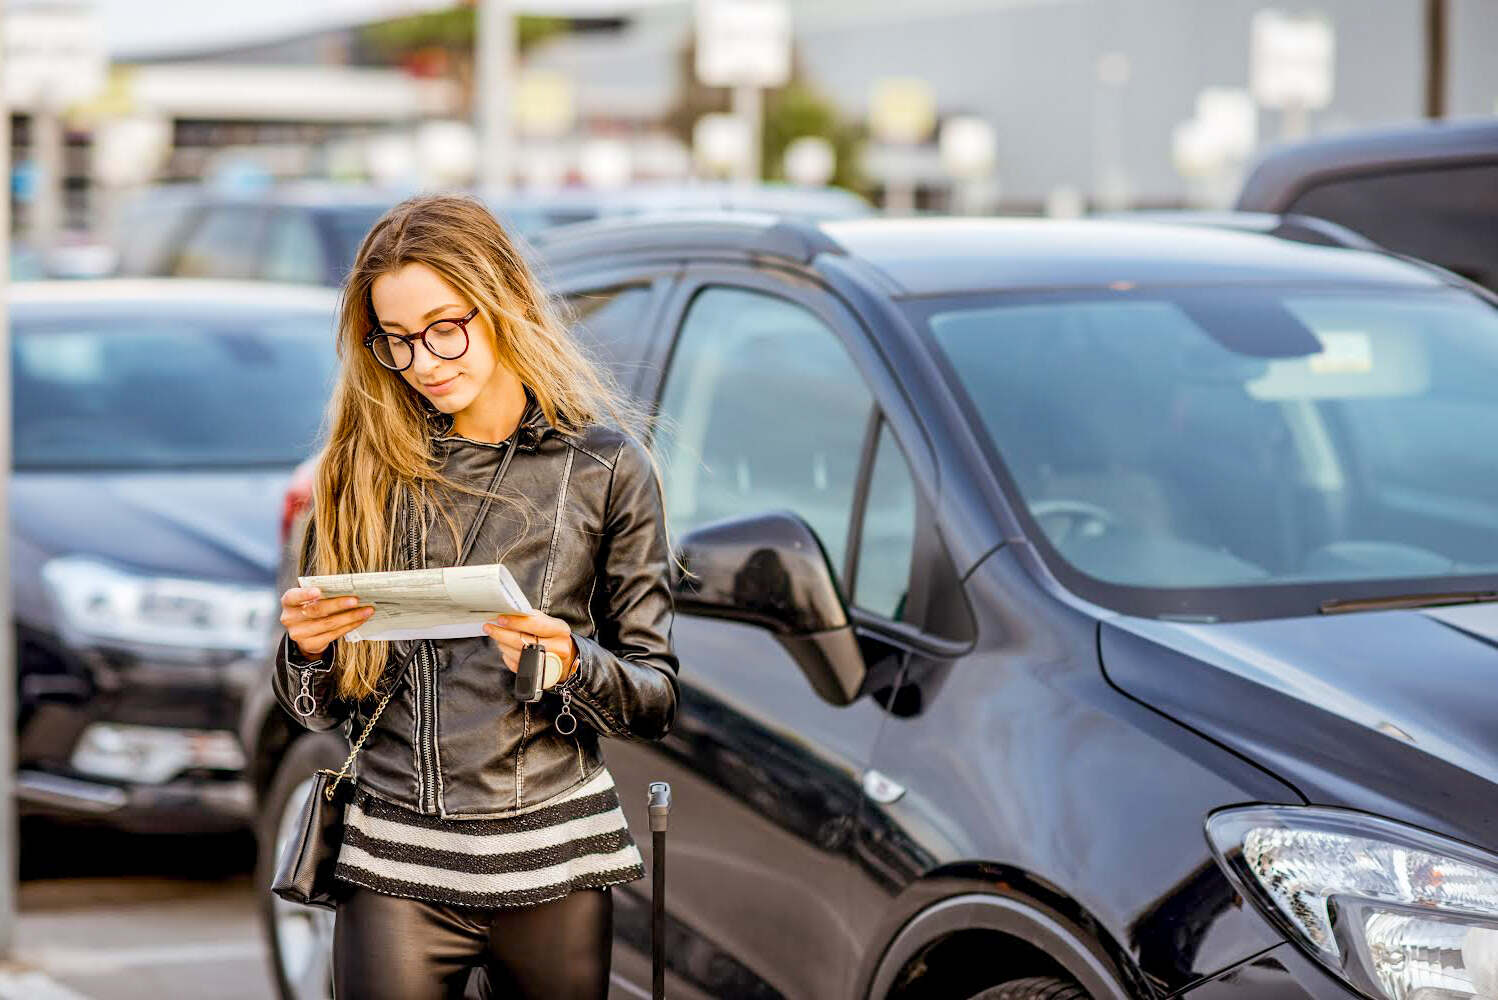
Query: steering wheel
1028 499 1118 547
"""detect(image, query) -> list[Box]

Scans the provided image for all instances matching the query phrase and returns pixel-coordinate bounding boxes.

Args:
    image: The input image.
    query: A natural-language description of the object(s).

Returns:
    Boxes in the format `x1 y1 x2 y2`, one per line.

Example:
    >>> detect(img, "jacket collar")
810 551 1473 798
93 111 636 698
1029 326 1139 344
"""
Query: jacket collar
425 385 559 452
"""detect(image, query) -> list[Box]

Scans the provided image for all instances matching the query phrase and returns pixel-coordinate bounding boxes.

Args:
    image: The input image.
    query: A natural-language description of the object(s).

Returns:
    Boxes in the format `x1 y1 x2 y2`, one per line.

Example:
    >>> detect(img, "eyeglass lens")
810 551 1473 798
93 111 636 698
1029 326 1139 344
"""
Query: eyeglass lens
370 320 468 370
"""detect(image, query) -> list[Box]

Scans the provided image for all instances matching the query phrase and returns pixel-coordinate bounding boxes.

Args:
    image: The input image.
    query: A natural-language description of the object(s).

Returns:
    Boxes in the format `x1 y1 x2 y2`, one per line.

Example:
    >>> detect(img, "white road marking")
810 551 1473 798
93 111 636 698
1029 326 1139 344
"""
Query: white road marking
21 940 264 976
0 970 93 1000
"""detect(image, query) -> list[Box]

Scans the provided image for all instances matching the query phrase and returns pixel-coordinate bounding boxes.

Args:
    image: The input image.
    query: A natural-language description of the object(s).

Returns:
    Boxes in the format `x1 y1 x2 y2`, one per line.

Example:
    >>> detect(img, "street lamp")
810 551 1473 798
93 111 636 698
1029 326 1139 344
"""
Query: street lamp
1250 8 1335 140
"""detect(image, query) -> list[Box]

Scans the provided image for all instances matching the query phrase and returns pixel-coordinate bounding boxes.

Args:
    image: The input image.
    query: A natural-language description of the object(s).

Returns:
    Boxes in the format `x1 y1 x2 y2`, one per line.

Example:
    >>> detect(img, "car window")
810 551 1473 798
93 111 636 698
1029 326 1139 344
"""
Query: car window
12 313 337 468
172 206 265 280
853 418 916 621
655 285 873 584
262 210 325 284
562 284 654 382
1288 164 1498 293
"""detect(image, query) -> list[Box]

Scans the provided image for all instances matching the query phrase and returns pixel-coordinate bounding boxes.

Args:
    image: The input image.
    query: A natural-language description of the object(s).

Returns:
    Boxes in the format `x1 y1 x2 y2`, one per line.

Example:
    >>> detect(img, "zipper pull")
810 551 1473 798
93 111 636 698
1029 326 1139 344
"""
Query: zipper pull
556 686 578 736
293 666 317 717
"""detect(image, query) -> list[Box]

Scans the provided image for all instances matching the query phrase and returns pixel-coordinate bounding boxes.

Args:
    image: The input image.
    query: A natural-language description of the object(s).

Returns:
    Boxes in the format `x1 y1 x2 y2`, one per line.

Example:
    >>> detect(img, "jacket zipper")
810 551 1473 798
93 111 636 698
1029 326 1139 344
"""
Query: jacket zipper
405 488 440 814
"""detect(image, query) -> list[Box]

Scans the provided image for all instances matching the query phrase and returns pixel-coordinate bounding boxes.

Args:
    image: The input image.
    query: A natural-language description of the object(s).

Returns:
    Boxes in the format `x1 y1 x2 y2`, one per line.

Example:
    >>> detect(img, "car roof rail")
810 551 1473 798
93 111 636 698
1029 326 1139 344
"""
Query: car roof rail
533 212 846 267
1269 213 1380 251
1094 209 1380 252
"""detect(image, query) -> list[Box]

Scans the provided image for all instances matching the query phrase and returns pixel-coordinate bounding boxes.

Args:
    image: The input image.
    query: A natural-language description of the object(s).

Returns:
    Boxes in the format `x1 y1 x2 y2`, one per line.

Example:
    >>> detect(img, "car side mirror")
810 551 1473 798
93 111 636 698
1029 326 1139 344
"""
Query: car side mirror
670 510 867 705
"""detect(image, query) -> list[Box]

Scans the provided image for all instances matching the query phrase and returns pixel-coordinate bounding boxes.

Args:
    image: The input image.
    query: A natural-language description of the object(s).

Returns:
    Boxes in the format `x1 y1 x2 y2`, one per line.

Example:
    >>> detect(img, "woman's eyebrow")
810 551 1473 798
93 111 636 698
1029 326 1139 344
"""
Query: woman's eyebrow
379 303 465 331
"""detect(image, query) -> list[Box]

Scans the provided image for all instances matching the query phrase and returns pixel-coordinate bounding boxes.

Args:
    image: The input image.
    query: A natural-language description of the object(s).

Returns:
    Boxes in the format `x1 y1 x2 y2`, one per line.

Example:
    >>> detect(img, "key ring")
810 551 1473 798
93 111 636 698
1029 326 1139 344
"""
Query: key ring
293 668 317 718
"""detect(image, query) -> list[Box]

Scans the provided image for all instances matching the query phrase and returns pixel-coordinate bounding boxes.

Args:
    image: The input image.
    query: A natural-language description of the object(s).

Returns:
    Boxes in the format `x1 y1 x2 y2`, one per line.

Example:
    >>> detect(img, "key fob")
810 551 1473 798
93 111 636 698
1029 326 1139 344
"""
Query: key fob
516 641 545 703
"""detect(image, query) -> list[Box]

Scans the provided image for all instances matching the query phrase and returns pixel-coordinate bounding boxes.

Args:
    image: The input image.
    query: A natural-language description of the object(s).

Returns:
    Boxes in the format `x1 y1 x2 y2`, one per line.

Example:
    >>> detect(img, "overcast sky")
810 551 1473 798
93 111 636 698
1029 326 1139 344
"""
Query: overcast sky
93 0 679 58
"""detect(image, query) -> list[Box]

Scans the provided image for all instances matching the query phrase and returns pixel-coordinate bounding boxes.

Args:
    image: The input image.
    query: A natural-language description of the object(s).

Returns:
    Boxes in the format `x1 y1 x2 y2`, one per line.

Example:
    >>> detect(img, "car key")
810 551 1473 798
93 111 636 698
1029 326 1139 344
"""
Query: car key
516 637 546 703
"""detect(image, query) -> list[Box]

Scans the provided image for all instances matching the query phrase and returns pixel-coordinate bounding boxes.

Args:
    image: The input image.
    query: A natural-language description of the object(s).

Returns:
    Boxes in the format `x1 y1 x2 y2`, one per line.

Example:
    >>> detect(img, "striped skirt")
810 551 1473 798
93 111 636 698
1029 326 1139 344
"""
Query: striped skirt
334 766 646 909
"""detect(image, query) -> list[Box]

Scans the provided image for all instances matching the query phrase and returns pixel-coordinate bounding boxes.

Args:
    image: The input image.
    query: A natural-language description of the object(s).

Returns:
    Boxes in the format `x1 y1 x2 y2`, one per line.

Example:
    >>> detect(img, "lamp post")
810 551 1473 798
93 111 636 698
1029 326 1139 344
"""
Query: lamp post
0 0 17 960
694 0 791 184
1250 9 1334 141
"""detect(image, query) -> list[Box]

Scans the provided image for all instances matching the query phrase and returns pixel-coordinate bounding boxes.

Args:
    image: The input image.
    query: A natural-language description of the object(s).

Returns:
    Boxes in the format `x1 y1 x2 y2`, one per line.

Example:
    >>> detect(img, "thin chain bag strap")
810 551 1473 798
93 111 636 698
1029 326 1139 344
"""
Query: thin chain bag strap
318 484 423 800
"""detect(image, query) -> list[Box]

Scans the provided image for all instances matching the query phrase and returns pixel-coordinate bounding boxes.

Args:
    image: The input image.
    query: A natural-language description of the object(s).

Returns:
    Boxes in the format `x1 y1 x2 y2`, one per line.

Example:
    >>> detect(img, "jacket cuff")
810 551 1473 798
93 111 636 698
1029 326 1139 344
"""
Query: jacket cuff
285 632 333 672
555 631 673 739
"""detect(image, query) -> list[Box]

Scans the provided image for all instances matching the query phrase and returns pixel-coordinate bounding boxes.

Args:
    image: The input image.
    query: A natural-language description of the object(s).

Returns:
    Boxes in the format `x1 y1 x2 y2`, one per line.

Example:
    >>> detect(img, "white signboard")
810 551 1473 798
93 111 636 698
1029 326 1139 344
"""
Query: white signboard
1250 9 1335 110
695 0 791 89
3 7 107 110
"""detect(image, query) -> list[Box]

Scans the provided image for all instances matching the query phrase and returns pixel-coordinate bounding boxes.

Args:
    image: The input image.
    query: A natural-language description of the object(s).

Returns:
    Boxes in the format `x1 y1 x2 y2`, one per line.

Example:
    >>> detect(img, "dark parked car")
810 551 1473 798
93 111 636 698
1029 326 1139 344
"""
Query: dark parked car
244 213 1498 1000
13 279 338 834
1236 116 1498 293
113 183 411 287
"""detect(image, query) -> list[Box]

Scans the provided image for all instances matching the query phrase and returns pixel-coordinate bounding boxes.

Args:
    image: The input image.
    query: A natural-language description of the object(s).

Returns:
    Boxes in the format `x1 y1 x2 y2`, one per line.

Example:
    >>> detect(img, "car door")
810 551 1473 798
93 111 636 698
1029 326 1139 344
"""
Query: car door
600 265 921 1000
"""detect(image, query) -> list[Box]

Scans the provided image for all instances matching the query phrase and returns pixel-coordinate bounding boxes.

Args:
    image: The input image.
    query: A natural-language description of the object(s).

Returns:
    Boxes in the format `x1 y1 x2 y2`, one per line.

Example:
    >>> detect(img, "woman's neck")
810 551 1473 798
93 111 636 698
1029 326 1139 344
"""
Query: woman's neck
451 377 527 443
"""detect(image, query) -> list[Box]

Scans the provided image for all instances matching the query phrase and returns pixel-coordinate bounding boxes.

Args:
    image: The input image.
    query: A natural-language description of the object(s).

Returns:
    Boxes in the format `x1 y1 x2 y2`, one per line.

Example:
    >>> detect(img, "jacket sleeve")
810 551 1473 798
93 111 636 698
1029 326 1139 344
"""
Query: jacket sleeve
556 435 681 741
270 513 352 733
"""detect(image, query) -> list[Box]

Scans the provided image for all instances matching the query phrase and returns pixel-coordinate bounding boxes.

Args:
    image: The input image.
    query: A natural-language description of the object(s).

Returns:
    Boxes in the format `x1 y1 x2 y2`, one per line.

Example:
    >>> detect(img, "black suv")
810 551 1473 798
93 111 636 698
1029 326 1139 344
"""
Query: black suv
245 212 1498 1000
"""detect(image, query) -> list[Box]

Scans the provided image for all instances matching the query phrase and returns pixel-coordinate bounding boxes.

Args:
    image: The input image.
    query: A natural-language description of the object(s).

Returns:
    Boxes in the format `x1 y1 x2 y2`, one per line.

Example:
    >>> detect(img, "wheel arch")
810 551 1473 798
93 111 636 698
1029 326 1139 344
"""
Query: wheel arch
860 864 1146 1000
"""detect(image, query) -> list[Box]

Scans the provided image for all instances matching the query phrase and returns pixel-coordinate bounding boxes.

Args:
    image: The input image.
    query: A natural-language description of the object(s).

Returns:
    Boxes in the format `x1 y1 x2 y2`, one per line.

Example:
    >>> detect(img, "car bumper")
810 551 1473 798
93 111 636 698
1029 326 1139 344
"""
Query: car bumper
17 768 253 834
1179 942 1359 999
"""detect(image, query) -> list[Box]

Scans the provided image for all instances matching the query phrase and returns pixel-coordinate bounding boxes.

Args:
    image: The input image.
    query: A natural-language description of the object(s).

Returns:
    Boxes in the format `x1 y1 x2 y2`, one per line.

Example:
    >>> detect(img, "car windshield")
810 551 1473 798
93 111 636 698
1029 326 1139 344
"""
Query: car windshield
913 284 1498 620
13 310 337 469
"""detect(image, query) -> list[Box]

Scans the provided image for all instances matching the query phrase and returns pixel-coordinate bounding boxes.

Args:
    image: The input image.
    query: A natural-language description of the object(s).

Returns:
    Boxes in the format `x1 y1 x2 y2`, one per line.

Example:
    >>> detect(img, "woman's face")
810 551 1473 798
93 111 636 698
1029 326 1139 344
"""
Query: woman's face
370 262 503 416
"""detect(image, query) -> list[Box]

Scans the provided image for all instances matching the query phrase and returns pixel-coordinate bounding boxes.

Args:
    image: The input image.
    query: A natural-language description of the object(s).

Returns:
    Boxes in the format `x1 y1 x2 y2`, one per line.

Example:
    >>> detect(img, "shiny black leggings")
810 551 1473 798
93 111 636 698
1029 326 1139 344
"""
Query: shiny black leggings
332 885 612 1000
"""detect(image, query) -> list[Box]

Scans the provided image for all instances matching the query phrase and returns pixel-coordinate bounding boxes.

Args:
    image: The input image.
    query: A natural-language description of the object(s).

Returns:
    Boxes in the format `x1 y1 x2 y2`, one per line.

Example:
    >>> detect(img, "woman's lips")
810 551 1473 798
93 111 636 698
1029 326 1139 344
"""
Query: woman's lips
423 374 461 395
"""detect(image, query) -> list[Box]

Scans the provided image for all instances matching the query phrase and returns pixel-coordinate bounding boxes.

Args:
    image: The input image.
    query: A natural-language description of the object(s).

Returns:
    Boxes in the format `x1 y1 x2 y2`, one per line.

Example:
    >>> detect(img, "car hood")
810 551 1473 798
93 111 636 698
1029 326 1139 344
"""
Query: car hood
1101 603 1498 849
13 468 293 584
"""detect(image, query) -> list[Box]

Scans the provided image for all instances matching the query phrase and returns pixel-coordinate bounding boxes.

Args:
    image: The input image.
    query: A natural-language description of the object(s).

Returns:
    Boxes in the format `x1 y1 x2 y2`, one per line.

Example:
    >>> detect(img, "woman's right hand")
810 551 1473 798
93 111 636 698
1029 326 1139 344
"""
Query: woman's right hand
280 586 375 659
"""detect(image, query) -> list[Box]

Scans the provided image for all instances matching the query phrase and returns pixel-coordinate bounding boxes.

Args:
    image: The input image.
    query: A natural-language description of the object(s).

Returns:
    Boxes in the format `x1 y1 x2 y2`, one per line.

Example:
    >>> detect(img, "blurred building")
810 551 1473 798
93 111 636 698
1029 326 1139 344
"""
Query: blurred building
7 0 1498 238
533 0 1498 213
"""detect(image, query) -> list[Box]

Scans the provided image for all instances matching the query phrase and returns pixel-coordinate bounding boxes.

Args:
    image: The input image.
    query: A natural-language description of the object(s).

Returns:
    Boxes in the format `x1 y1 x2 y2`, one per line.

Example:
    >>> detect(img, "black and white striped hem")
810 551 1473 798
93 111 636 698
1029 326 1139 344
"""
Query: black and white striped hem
333 766 645 909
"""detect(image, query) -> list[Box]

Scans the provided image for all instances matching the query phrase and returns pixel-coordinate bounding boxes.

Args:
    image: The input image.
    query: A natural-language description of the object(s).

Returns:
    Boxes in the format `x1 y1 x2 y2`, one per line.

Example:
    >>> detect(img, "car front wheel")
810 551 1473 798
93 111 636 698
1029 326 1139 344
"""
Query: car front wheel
968 977 1090 1000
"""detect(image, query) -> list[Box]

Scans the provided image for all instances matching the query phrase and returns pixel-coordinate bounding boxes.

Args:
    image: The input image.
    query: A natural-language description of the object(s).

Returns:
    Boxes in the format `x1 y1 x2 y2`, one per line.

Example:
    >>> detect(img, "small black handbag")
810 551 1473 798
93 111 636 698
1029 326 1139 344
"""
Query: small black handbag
269 662 409 909
271 424 523 909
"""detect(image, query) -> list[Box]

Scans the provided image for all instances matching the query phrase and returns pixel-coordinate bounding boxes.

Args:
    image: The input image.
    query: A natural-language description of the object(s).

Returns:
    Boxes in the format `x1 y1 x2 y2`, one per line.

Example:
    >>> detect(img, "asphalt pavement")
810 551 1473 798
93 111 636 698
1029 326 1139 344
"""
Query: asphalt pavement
5 820 274 1000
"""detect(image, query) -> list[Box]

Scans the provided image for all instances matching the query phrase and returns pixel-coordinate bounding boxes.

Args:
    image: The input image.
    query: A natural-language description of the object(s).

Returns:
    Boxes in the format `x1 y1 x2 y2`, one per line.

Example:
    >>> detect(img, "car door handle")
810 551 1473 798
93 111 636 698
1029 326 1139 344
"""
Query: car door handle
862 769 906 804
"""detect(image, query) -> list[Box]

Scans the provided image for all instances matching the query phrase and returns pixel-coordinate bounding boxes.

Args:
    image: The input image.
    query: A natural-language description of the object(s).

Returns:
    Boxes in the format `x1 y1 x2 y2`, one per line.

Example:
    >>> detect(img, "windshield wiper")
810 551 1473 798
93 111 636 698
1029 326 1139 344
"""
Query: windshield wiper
1320 590 1498 614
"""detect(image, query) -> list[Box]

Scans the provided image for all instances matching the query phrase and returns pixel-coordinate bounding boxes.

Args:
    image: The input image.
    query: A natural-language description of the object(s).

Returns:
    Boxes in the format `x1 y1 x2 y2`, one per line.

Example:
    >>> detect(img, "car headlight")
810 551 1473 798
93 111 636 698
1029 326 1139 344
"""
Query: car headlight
42 555 277 657
1207 805 1498 1000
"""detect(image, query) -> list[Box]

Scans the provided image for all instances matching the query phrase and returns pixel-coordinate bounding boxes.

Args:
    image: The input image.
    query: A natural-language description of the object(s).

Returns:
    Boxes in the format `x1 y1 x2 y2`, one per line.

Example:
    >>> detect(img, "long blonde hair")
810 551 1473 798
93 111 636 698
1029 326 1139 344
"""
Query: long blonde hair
303 193 670 701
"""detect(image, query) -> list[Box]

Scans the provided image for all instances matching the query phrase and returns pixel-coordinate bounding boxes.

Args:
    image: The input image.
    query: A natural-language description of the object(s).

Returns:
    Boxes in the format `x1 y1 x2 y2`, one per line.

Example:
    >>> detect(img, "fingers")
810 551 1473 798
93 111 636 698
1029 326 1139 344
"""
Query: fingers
482 622 523 672
281 586 324 608
280 592 361 629
488 612 566 637
294 605 375 643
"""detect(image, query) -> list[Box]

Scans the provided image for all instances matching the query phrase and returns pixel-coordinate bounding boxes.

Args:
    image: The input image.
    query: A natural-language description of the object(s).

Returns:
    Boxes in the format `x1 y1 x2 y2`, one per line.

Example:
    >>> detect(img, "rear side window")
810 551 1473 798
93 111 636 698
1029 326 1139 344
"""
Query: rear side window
1288 164 1498 293
562 284 654 384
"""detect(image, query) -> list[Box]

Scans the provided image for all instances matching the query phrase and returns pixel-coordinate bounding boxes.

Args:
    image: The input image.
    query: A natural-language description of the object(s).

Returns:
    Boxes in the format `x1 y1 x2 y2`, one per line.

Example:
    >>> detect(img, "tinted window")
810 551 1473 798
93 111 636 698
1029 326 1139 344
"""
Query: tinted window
172 206 266 279
322 206 389 285
263 210 326 284
563 284 653 381
655 286 873 582
12 312 337 468
1289 164 1498 292
853 419 916 621
917 285 1498 620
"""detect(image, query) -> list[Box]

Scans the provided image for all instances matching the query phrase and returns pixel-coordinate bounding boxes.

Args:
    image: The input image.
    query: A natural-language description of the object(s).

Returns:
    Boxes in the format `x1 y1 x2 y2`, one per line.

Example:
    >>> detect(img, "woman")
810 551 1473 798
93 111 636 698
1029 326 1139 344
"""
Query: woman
270 193 680 999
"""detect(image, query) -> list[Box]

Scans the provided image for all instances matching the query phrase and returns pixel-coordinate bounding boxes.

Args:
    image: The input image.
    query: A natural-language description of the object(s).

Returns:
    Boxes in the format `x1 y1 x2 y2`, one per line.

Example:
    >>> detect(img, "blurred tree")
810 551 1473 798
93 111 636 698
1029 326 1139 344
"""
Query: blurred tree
664 40 867 195
358 3 569 115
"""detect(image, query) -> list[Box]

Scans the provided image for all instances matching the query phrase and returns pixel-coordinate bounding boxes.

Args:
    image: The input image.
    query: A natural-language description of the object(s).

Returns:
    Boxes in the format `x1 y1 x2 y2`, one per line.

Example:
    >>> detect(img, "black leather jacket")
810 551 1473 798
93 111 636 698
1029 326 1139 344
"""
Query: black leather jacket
271 389 680 818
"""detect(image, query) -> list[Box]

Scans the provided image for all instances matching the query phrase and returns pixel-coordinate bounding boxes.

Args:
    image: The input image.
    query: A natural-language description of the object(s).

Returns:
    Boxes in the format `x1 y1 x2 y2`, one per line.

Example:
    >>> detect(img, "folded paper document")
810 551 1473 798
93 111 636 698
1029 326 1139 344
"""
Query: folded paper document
298 564 534 642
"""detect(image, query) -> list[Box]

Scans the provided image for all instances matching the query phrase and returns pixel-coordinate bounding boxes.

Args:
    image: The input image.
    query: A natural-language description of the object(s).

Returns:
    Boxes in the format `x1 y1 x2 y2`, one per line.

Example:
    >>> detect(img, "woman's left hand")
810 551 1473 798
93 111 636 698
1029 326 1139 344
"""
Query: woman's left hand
483 611 578 681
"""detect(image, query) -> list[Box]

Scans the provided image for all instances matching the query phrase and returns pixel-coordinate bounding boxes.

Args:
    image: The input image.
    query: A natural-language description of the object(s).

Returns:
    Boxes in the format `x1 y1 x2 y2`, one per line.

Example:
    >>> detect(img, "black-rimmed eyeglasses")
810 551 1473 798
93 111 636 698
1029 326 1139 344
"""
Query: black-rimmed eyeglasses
364 307 480 371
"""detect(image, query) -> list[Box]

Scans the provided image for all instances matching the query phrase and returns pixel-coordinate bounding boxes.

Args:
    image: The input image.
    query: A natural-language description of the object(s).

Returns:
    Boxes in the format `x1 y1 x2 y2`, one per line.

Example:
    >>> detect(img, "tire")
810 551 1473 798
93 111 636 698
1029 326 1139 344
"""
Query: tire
256 733 346 1000
966 977 1091 1000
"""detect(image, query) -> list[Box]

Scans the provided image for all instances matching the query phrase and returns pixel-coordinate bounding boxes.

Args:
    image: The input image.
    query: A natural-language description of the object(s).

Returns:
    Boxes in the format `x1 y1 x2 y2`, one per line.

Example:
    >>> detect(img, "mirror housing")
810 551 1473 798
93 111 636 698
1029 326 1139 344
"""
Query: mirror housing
670 510 867 705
